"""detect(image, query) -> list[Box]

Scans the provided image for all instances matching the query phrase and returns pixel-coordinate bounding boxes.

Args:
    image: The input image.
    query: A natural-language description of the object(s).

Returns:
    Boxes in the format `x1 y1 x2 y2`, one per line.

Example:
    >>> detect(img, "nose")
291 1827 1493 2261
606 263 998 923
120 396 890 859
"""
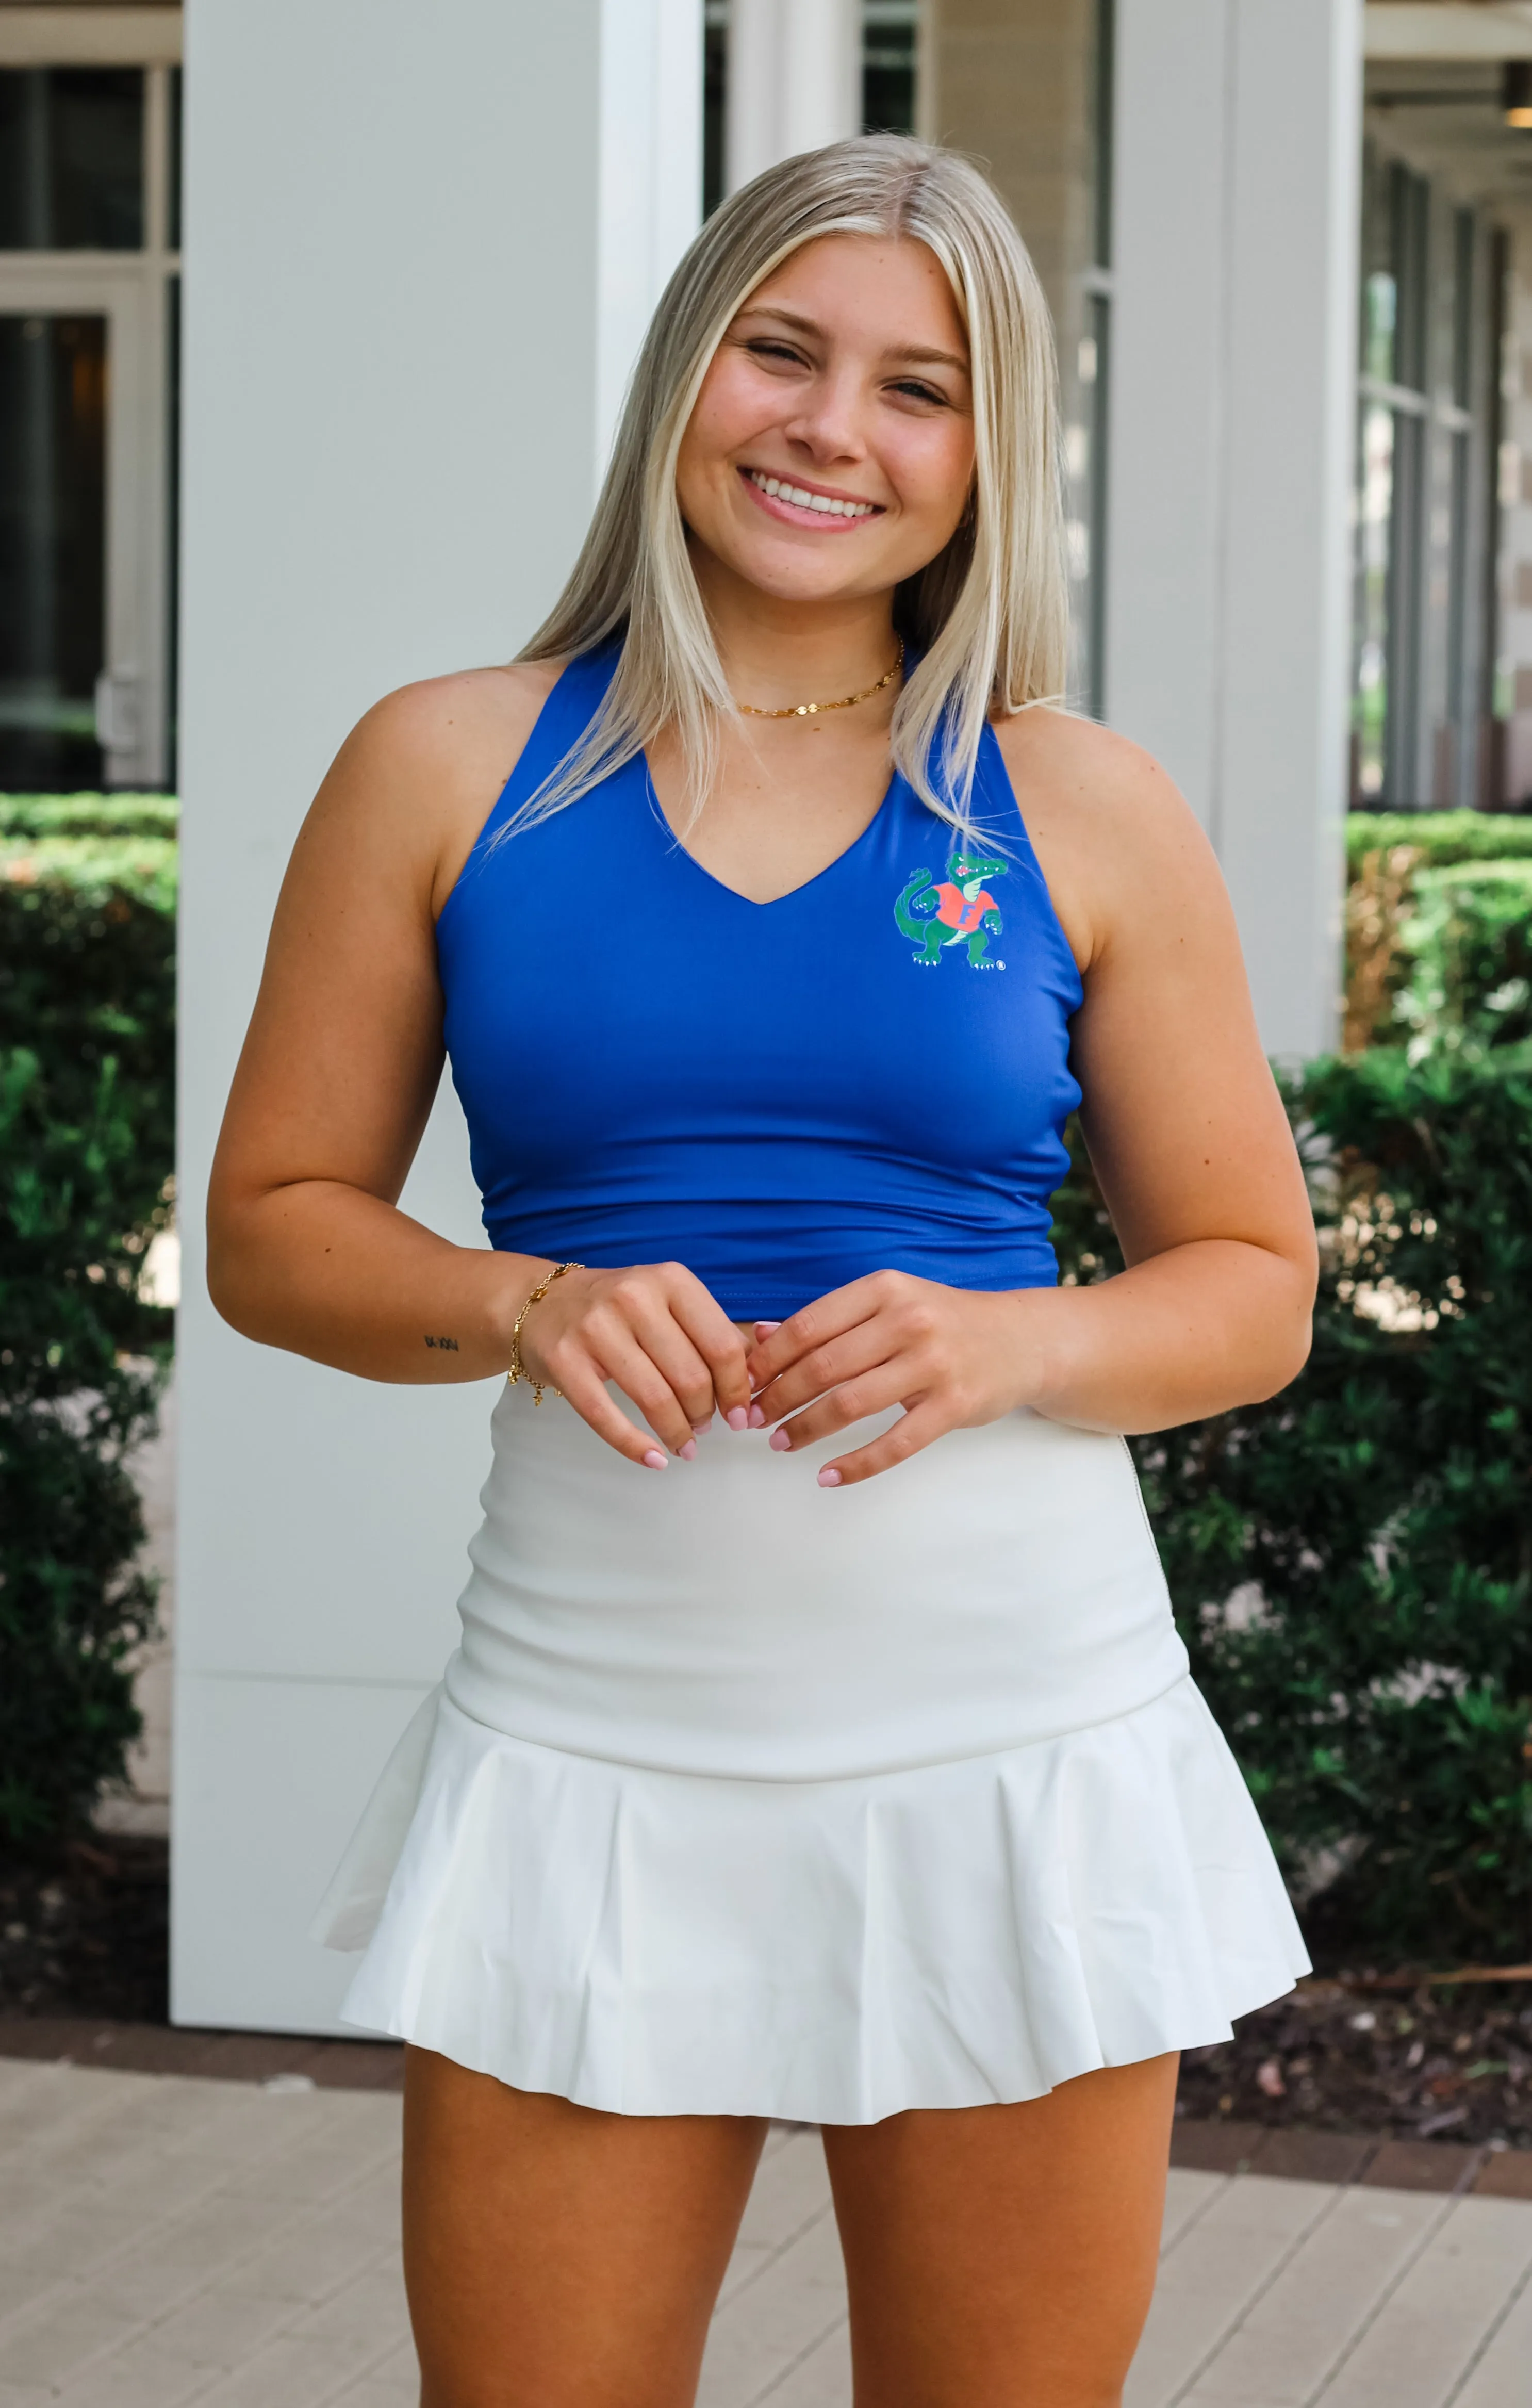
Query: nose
780 366 868 467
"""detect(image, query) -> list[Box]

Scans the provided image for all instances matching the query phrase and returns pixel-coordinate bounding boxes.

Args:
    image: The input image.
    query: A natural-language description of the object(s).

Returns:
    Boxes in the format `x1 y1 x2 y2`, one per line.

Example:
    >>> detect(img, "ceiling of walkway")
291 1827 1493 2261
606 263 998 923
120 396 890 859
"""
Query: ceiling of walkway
1367 4 1532 206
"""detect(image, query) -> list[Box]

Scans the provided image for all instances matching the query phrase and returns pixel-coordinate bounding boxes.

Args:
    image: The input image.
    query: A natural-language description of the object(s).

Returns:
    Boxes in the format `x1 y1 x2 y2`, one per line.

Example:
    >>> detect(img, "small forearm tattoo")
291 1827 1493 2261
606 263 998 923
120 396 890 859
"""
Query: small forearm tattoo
423 1335 460 1352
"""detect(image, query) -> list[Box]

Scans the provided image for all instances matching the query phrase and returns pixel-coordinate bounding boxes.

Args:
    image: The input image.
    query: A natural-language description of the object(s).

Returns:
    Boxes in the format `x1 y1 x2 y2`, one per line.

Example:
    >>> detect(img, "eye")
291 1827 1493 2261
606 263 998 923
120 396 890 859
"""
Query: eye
744 338 809 368
889 378 949 407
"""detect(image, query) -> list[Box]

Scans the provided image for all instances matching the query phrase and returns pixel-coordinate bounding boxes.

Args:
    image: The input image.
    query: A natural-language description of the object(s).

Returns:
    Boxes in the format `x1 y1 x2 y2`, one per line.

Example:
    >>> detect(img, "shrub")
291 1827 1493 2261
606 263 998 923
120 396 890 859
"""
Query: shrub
1055 1047 1532 1965
1393 860 1532 1059
1343 814 1532 1056
0 800 176 1845
0 794 177 842
1346 811 1532 873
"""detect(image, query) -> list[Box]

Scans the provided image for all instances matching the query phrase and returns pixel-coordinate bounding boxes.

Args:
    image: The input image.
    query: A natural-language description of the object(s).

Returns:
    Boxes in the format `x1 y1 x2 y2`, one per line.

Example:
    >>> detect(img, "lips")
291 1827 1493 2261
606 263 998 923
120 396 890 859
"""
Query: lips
739 466 883 528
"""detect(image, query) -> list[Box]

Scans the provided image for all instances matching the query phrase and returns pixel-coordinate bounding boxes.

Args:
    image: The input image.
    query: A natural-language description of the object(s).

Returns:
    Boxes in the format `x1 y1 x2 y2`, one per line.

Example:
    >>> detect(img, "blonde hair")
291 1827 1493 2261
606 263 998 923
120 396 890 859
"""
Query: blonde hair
507 134 1067 841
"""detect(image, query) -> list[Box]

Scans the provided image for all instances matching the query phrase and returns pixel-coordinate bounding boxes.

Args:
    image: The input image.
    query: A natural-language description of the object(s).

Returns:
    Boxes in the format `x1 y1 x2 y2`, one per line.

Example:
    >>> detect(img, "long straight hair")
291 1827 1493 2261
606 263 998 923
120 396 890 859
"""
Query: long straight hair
505 135 1068 843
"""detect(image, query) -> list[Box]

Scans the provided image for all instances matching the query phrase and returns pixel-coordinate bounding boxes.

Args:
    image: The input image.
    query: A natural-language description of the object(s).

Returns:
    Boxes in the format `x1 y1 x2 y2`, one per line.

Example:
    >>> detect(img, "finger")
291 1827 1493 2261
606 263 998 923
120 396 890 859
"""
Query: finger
555 1361 680 1470
751 1321 901 1425
746 1279 884 1390
817 1399 950 1488
582 1318 699 1457
585 1272 720 1437
617 1301 725 1431
766 1364 918 1453
663 1273 754 1425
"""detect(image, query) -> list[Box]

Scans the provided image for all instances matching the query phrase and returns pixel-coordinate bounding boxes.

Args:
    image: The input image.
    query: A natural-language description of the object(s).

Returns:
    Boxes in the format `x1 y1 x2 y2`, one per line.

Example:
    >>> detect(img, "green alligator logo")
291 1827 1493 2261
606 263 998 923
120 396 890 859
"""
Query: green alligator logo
894 849 1007 968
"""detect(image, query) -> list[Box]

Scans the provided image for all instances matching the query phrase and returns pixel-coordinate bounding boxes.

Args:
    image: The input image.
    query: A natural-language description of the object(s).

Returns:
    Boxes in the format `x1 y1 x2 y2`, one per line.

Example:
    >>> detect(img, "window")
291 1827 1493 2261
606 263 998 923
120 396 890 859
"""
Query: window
702 3 923 220
863 2 917 138
0 68 144 251
1350 144 1492 810
0 57 180 791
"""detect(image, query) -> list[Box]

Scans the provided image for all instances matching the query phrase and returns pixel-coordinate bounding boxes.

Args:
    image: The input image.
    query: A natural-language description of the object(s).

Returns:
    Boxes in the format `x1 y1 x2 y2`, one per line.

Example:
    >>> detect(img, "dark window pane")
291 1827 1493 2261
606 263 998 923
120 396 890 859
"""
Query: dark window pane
0 68 144 250
1391 162 1429 394
1092 0 1115 273
703 17 726 219
0 314 107 790
1453 206 1474 411
863 13 916 137
168 64 183 250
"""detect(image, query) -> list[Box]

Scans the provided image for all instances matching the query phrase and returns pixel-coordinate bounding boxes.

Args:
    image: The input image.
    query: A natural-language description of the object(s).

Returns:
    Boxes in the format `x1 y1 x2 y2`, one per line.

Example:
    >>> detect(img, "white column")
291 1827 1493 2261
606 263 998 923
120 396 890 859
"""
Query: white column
726 0 862 193
174 0 701 2036
1105 0 1362 1061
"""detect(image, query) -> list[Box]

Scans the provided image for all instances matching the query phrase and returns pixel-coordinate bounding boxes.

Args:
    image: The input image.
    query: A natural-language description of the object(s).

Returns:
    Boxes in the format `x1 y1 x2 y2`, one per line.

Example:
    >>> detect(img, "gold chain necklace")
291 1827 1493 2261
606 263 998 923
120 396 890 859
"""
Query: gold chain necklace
738 637 904 721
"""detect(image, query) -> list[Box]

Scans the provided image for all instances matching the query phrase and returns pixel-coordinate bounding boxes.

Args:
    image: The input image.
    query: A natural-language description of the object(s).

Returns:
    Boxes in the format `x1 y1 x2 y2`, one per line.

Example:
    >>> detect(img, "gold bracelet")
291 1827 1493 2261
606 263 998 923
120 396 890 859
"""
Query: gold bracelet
506 1261 584 1405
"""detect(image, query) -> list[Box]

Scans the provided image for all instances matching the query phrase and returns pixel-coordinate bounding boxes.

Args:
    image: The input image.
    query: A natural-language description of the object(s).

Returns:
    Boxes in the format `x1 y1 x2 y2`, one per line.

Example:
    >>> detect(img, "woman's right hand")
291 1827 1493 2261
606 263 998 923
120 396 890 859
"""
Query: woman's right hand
515 1262 753 1467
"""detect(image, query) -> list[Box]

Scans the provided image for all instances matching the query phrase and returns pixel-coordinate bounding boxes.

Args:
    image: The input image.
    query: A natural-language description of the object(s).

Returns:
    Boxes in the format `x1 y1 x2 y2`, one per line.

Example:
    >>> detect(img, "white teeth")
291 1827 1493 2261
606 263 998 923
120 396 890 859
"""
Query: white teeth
747 469 872 518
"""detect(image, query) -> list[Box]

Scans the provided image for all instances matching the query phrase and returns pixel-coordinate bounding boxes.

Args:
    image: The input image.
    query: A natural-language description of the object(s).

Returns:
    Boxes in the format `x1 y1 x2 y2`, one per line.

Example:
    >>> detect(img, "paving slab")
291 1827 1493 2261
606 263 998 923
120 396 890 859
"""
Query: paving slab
1126 2175 1338 2408
1316 2194 1532 2408
1 2061 1529 2408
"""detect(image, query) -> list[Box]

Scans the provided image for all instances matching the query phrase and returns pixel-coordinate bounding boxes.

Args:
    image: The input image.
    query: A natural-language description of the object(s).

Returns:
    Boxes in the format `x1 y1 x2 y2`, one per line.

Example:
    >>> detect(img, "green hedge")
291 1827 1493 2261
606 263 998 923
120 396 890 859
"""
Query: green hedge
1 797 176 1844
1347 810 1532 872
1055 1047 1532 1964
1346 817 1532 1056
0 794 178 842
1392 861 1532 1059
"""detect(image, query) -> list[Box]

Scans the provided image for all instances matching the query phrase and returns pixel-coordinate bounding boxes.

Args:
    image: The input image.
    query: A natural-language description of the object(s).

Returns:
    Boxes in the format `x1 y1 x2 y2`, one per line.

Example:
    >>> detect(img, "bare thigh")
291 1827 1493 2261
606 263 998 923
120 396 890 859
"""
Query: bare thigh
402 2045 766 2408
822 2054 1179 2408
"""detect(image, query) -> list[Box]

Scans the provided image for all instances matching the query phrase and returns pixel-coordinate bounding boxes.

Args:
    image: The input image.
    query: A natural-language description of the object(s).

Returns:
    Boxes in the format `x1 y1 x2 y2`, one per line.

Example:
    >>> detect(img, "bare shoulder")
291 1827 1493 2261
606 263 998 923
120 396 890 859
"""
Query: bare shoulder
990 705 1225 971
343 658 563 782
296 657 567 916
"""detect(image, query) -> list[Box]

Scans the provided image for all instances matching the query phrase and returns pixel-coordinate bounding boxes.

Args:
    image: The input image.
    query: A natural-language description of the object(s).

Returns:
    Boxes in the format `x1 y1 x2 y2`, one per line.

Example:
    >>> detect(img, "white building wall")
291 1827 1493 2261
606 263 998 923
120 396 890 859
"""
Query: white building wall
173 0 701 2034
1107 0 1363 1060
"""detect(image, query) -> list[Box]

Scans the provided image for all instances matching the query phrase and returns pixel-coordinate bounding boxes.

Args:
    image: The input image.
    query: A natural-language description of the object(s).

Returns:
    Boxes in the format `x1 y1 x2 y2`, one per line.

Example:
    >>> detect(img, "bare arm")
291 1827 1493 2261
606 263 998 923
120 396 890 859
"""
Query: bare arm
208 668 754 1462
748 716 1317 1479
1013 712 1316 1433
207 670 556 1385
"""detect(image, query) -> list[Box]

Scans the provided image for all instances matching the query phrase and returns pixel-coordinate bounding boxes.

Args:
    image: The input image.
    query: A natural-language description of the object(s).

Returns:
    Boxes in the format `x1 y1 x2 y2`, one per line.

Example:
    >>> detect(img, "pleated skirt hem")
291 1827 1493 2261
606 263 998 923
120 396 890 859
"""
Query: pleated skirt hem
312 1674 1308 2125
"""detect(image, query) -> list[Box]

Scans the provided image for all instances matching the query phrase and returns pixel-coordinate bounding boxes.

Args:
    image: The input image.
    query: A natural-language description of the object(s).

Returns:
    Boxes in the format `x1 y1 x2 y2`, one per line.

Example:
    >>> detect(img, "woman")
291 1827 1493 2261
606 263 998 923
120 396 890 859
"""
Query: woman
210 138 1314 2408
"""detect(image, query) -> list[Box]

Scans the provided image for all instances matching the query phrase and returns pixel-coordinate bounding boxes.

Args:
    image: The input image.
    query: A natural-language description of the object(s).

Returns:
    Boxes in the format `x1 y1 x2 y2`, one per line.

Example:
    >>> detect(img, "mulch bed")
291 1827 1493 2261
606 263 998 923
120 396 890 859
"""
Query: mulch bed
1178 1978 1532 2154
1 1833 168 2024
2 1834 1529 2197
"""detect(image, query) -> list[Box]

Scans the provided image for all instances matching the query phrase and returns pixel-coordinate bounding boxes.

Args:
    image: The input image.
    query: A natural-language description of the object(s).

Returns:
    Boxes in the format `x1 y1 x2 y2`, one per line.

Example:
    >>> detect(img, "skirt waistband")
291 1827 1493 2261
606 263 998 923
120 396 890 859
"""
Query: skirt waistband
446 1388 1190 1784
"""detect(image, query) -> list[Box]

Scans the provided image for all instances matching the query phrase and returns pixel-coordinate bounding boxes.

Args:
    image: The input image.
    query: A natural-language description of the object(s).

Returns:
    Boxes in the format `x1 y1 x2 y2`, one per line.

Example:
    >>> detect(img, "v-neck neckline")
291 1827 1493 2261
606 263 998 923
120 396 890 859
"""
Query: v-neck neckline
640 757 901 912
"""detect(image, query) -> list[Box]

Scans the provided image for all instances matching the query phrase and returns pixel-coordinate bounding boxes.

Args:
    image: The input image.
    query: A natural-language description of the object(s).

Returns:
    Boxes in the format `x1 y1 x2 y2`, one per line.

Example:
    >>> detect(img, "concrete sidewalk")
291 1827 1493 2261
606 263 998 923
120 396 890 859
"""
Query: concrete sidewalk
2 2058 1530 2407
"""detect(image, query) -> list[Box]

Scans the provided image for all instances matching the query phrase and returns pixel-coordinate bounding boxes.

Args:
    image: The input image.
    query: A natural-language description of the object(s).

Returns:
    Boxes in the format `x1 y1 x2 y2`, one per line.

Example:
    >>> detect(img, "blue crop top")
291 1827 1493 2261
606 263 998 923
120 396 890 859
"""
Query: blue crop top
436 643 1084 1320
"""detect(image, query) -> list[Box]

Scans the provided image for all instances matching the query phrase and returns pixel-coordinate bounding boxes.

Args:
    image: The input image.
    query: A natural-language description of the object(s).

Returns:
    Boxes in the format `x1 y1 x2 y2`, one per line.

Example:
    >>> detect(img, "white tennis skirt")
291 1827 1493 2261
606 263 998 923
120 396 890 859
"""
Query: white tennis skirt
313 1383 1308 2122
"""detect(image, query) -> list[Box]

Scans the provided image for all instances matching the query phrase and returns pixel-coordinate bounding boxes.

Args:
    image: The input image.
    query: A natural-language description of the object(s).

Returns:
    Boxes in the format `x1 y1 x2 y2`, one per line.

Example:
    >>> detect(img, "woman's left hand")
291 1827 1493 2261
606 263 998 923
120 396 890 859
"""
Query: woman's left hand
745 1272 1048 1487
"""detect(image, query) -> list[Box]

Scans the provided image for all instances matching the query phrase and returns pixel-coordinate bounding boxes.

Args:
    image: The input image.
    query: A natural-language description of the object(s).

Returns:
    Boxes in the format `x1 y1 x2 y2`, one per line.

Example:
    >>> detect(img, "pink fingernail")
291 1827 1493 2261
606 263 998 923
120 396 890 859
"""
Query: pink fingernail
726 1406 748 1432
818 1467 842 1488
769 1428 791 1452
679 1438 697 1461
754 1320 782 1336
748 1403 767 1429
692 1421 711 1436
643 1448 667 1470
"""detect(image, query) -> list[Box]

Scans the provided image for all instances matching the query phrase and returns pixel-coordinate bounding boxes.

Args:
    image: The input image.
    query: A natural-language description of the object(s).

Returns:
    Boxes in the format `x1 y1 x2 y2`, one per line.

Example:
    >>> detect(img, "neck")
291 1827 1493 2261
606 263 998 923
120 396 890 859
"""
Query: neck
689 546 899 712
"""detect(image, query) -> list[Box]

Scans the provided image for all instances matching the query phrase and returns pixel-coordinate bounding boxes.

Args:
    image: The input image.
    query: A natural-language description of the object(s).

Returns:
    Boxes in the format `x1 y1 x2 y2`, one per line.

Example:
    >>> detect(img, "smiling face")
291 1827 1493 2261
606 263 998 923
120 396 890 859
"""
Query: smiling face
674 233 977 613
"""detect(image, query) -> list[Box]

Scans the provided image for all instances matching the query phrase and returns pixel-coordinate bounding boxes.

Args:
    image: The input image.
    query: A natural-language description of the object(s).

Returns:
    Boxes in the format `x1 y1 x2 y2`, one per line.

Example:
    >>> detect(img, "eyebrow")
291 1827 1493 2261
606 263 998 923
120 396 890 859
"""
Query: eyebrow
736 303 969 378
